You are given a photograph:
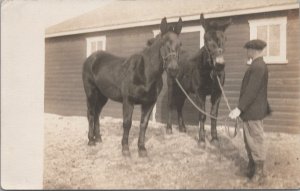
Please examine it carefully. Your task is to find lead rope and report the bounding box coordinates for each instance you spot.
[216,75,241,138]
[205,45,240,138]
[174,78,239,138]
[175,78,240,161]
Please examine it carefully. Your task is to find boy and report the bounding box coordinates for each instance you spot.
[229,39,271,183]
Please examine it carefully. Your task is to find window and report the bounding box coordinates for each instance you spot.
[249,17,287,64]
[86,36,106,57]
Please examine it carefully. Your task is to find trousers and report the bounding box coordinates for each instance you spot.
[242,120,266,161]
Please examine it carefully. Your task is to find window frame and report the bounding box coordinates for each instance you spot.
[86,36,106,57]
[248,17,288,64]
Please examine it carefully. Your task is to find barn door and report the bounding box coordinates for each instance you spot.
[152,25,204,123]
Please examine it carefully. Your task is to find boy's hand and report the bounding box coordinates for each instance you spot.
[229,108,241,119]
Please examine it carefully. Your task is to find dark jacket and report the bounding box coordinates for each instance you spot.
[238,57,271,121]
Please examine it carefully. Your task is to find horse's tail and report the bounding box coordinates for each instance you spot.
[82,52,99,89]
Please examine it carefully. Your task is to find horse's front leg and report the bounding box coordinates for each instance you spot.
[122,98,134,157]
[210,93,222,146]
[166,75,174,134]
[197,93,207,148]
[210,72,225,146]
[176,93,186,133]
[138,102,156,157]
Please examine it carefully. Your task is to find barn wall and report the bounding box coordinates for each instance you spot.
[45,35,87,116]
[45,9,300,133]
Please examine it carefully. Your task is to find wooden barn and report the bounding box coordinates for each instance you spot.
[45,0,300,133]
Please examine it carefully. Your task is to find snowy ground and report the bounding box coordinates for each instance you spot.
[43,113,300,189]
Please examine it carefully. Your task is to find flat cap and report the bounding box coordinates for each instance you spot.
[244,39,267,50]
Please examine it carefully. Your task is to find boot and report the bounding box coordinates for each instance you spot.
[251,161,266,184]
[246,159,255,178]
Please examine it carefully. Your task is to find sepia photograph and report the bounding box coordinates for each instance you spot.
[1,0,300,189]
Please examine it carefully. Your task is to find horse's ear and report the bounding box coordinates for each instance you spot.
[174,17,182,35]
[160,17,168,35]
[200,13,207,31]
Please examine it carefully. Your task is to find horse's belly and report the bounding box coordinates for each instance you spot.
[129,93,157,104]
[95,80,123,102]
[101,87,123,102]
[129,80,162,105]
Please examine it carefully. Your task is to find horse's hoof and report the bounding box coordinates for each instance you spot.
[166,128,172,134]
[138,149,148,158]
[198,141,206,149]
[95,136,102,143]
[122,149,131,157]
[179,127,187,133]
[88,140,96,146]
[210,138,219,147]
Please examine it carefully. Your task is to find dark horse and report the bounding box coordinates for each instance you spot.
[166,14,231,147]
[82,17,182,157]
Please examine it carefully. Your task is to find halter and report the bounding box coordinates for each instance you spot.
[204,45,219,80]
[162,51,178,70]
[204,45,216,68]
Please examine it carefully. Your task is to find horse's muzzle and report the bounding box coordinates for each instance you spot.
[167,68,179,77]
[215,55,225,64]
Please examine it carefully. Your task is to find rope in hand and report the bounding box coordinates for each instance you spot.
[175,76,242,162]
[215,75,241,138]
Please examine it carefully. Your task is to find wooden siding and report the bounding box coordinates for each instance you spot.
[45,35,87,116]
[45,10,300,133]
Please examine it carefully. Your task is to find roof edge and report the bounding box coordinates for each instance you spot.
[45,3,299,38]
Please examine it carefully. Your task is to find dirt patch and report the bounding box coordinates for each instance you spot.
[44,113,300,189]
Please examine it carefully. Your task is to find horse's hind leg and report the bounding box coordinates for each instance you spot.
[85,83,107,146]
[86,91,97,146]
[94,91,108,143]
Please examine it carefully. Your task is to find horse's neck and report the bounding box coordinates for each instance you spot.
[142,39,164,75]
[198,47,225,72]
[198,47,212,69]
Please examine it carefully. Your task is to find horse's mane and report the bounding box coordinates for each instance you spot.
[145,33,161,48]
[147,38,156,47]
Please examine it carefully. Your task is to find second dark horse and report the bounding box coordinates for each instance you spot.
[166,14,231,148]
[82,17,182,157]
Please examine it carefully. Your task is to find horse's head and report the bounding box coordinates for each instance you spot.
[158,17,182,77]
[200,14,232,68]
